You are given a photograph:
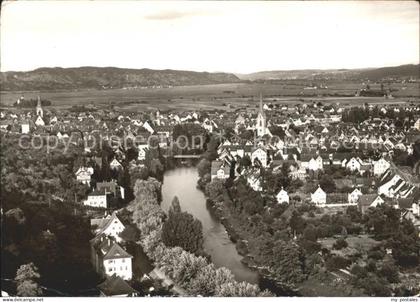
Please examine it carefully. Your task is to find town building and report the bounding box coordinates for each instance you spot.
[91,212,126,242]
[83,190,108,208]
[90,235,133,280]
[276,188,290,203]
[75,166,94,184]
[311,186,327,206]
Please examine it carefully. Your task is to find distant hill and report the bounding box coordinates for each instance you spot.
[356,64,420,80]
[0,67,241,91]
[236,64,420,81]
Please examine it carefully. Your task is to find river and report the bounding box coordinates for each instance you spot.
[161,167,259,284]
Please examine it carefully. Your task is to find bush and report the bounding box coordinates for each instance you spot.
[351,264,367,279]
[367,249,385,260]
[325,256,350,271]
[332,238,348,250]
[378,263,400,283]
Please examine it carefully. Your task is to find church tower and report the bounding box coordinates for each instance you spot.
[36,96,43,117]
[256,93,266,137]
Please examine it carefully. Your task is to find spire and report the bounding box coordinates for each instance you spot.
[259,92,263,113]
[37,96,41,107]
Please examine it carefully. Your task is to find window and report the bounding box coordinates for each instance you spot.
[122,259,125,263]
[109,268,112,272]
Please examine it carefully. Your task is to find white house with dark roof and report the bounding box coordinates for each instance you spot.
[358,194,385,214]
[110,158,123,171]
[378,167,418,198]
[21,122,30,134]
[90,235,133,280]
[91,212,126,242]
[83,190,108,208]
[251,147,268,168]
[75,166,94,184]
[211,160,230,180]
[373,158,391,176]
[276,188,290,204]
[348,188,363,204]
[35,115,45,127]
[311,186,326,206]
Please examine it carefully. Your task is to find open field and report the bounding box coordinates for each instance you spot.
[1,82,418,112]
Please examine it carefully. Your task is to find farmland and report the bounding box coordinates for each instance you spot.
[1,81,418,112]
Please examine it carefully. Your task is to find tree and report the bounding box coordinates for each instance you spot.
[197,158,211,178]
[205,180,225,201]
[239,155,252,169]
[289,210,306,236]
[161,198,204,255]
[378,262,400,283]
[303,224,318,242]
[271,240,305,286]
[319,174,336,193]
[217,281,261,297]
[119,225,141,242]
[325,256,350,271]
[15,263,42,296]
[332,238,348,250]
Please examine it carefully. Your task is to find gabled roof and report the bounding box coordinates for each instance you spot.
[358,194,381,206]
[397,198,414,209]
[97,274,138,296]
[91,212,124,235]
[103,242,133,260]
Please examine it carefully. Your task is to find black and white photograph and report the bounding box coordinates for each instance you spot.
[0,1,419,300]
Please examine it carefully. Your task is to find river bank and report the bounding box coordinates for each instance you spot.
[204,193,301,296]
[161,167,259,284]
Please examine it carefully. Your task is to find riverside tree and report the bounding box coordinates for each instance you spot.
[161,197,204,255]
[15,263,42,297]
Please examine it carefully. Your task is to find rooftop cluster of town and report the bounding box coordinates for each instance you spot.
[1,93,420,296]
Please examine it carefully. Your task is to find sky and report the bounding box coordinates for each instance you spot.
[1,1,419,73]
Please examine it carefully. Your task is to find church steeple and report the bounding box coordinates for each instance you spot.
[256,92,266,137]
[36,96,43,117]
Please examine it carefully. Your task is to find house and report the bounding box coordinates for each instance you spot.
[142,121,154,134]
[300,154,323,171]
[97,181,119,196]
[348,188,363,204]
[358,194,385,214]
[91,212,126,242]
[83,190,108,208]
[276,188,290,203]
[35,115,45,126]
[251,147,268,167]
[211,160,230,180]
[97,275,138,297]
[414,118,420,131]
[308,156,324,171]
[373,158,391,177]
[90,236,133,280]
[247,173,262,192]
[289,164,307,181]
[75,166,94,184]
[344,157,362,172]
[378,167,418,198]
[21,123,30,134]
[311,186,327,206]
[397,198,420,216]
[110,158,123,171]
